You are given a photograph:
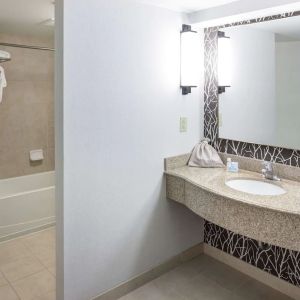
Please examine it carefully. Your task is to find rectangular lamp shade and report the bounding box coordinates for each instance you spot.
[181,31,198,87]
[218,36,232,87]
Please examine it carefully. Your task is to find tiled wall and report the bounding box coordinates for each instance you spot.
[0,33,54,179]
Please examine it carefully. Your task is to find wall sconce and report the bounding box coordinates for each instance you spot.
[218,30,232,94]
[180,24,198,95]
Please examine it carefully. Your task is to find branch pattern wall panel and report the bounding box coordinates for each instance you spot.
[205,221,300,287]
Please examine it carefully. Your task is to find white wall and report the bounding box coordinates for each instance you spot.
[276,41,300,149]
[58,1,204,299]
[219,27,276,145]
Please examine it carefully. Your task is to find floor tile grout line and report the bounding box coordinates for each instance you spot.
[0,267,22,300]
[0,228,56,289]
[118,254,293,300]
[190,271,237,298]
[9,271,56,300]
[46,265,56,277]
[198,257,253,293]
[5,267,50,285]
[2,263,49,286]
[31,252,56,273]
[17,230,56,273]
[0,268,9,287]
[7,268,56,300]
[230,276,253,294]
[0,228,56,299]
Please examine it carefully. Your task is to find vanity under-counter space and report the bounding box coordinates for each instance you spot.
[165,153,300,252]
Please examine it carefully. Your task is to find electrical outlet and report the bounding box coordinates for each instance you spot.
[180,117,188,133]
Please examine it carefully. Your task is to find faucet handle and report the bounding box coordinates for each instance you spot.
[261,161,280,181]
[262,161,272,171]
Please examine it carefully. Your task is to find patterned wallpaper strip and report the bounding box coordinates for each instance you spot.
[204,221,300,287]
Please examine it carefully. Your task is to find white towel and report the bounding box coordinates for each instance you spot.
[0,66,7,103]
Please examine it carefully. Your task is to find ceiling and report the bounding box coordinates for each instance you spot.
[0,0,54,36]
[139,0,240,12]
[0,0,240,36]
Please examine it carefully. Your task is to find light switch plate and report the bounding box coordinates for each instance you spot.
[219,113,223,127]
[180,117,188,133]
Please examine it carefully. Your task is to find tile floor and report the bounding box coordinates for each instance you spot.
[0,227,55,300]
[0,230,293,300]
[119,255,294,300]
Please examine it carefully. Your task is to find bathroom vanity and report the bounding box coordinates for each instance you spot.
[164,9,300,295]
[165,153,300,252]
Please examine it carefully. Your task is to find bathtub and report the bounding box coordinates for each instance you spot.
[0,171,55,242]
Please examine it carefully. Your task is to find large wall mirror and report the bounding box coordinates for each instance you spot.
[218,15,300,150]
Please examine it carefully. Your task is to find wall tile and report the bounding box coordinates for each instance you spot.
[0,34,54,179]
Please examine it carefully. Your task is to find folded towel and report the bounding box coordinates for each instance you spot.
[188,139,224,168]
[0,50,10,61]
[0,66,7,103]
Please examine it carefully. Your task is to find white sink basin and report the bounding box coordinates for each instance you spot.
[225,179,286,196]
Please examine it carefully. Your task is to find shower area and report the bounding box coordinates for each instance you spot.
[0,1,56,298]
[0,35,55,241]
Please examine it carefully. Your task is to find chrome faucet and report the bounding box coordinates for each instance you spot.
[261,161,280,181]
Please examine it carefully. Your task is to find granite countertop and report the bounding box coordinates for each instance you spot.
[165,166,300,216]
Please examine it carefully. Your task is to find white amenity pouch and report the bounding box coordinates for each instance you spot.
[188,139,224,168]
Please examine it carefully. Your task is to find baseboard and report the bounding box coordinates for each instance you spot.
[91,243,204,300]
[203,244,299,300]
[0,222,56,243]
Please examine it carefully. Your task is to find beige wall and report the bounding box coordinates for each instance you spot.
[0,33,54,179]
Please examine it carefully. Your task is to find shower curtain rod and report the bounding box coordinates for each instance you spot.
[0,42,54,51]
